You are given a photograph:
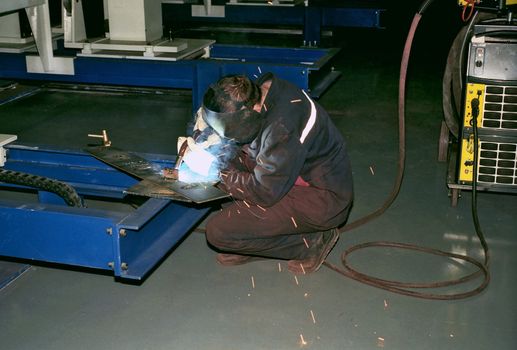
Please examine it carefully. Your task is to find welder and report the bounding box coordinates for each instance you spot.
[200,73,353,274]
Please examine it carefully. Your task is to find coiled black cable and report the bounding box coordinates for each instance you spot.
[325,0,491,300]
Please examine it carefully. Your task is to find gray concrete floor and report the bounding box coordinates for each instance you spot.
[1,15,517,350]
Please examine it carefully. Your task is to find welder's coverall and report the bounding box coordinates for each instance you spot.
[206,73,354,260]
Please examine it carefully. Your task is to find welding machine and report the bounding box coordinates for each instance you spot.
[458,0,517,11]
[448,20,517,205]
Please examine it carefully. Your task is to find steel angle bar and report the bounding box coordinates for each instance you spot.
[116,198,210,280]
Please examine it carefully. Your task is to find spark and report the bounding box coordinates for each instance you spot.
[310,310,316,324]
[220,172,228,178]
[236,188,244,194]
[278,262,282,272]
[258,66,262,73]
[294,275,299,285]
[299,334,307,346]
[291,99,302,103]
[263,104,268,112]
[237,209,241,214]
[227,210,231,218]
[243,200,250,208]
[369,166,375,175]
[291,217,298,228]
[253,74,258,79]
[377,337,385,348]
[300,263,306,275]
[251,276,255,289]
[257,204,267,212]
[303,237,310,248]
[239,156,243,164]
[383,299,388,309]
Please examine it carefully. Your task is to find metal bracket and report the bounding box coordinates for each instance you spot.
[0,134,17,167]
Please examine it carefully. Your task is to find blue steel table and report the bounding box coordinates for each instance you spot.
[0,144,211,281]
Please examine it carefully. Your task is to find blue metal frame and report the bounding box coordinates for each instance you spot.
[162,3,384,44]
[0,44,340,110]
[0,145,210,281]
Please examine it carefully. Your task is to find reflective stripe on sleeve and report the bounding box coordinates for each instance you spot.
[300,90,316,144]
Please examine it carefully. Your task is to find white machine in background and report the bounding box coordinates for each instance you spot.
[169,0,302,19]
[0,0,72,74]
[64,0,213,61]
[0,11,35,49]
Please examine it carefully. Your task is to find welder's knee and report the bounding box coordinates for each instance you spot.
[206,211,251,252]
[205,213,232,250]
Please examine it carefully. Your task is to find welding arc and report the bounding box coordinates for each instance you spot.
[0,169,85,207]
[326,1,490,300]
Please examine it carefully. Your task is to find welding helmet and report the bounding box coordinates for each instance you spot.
[201,76,263,144]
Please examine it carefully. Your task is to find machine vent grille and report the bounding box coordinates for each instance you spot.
[477,141,517,186]
[483,86,517,131]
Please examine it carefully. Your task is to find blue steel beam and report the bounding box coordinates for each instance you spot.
[0,199,124,270]
[0,145,210,281]
[0,44,339,111]
[162,4,384,44]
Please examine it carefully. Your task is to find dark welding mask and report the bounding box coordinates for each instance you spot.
[201,82,263,144]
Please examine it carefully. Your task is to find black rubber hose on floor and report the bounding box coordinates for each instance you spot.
[325,1,491,300]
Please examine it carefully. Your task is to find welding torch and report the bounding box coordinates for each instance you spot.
[164,130,202,180]
[173,139,189,174]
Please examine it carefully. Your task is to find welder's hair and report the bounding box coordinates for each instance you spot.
[204,75,261,113]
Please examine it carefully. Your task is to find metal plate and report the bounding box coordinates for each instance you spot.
[160,179,230,204]
[86,146,229,203]
[125,178,191,202]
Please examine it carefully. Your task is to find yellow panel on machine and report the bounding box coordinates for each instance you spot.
[459,81,517,184]
[463,82,517,131]
[458,0,517,7]
[463,83,484,128]
[459,137,476,182]
[459,137,517,185]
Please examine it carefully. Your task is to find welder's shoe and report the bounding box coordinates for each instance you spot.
[287,228,340,274]
[216,253,265,266]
